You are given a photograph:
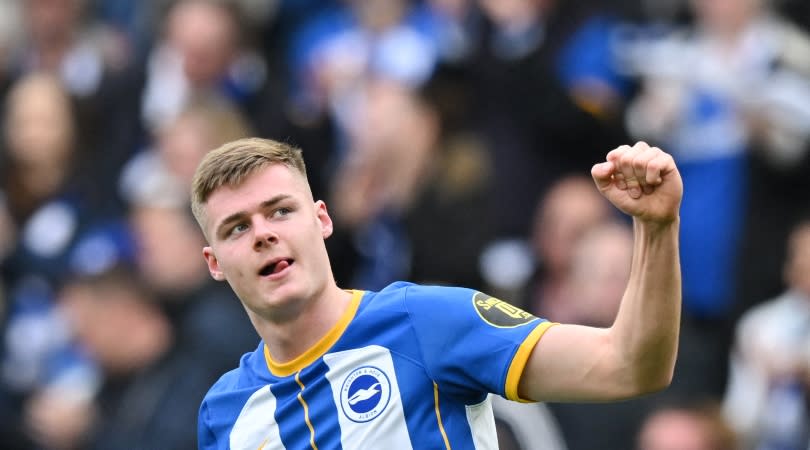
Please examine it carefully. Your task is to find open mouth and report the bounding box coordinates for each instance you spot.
[259,259,294,277]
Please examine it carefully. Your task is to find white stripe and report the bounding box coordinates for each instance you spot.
[230,385,286,450]
[466,395,497,450]
[491,395,568,450]
[324,345,413,449]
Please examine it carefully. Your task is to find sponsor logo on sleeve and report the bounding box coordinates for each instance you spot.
[472,292,538,328]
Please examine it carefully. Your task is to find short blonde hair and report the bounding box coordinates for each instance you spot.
[190,137,307,230]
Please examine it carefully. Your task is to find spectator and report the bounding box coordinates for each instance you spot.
[470,0,627,241]
[517,175,613,318]
[637,399,738,450]
[0,72,128,294]
[119,96,252,208]
[5,0,144,212]
[329,77,494,290]
[139,0,287,138]
[624,0,810,397]
[288,0,440,128]
[0,71,131,450]
[559,219,633,327]
[54,265,205,449]
[128,196,258,379]
[724,218,810,449]
[6,0,129,96]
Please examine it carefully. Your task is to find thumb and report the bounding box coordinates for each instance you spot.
[591,161,614,191]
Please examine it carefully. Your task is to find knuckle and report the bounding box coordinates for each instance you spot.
[619,152,636,165]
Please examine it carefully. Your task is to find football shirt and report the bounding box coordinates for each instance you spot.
[199,282,555,449]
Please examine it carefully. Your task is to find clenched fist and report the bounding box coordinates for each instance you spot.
[591,142,682,225]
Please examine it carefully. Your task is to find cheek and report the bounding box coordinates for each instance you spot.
[220,255,247,278]
[208,246,241,277]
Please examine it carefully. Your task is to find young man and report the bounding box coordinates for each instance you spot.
[192,138,682,449]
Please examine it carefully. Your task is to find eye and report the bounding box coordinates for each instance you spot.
[229,223,249,237]
[272,207,293,218]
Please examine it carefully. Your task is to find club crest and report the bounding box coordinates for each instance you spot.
[340,366,391,423]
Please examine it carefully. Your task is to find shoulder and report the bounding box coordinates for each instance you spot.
[365,282,480,313]
[203,363,249,400]
[199,345,270,432]
[375,282,540,329]
[203,343,268,397]
[379,281,477,302]
[361,281,473,304]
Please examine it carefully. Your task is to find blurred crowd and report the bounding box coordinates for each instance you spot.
[1,0,810,448]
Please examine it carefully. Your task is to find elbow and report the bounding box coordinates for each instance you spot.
[636,369,674,396]
[628,358,676,397]
[622,334,679,397]
[619,374,671,399]
[604,365,673,401]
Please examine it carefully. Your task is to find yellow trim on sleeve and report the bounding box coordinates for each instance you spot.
[504,321,558,402]
[265,290,364,377]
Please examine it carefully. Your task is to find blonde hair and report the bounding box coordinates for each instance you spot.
[190,137,307,229]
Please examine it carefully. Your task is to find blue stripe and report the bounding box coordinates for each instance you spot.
[300,360,343,449]
[392,352,466,448]
[272,374,311,448]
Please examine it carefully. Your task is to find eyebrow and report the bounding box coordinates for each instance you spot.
[214,194,292,239]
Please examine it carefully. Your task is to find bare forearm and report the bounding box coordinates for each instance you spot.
[519,143,682,402]
[610,217,681,393]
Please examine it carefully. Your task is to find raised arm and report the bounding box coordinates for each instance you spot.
[519,142,682,402]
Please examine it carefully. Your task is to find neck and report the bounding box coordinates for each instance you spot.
[21,162,67,199]
[255,284,353,364]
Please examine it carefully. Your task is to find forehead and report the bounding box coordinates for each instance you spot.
[204,164,309,223]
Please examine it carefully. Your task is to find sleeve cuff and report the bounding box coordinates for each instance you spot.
[504,321,559,402]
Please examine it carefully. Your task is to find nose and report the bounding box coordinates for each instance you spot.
[252,218,279,250]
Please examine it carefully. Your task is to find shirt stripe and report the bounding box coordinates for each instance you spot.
[295,372,318,450]
[323,346,413,448]
[433,382,451,450]
[466,396,497,449]
[229,386,285,449]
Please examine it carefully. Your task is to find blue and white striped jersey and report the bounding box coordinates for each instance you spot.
[198,282,555,449]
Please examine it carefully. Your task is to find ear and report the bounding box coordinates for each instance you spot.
[315,200,334,239]
[203,246,225,281]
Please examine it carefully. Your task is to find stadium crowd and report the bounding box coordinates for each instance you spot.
[1,0,809,448]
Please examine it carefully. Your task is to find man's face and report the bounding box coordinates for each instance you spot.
[168,1,236,86]
[690,0,760,34]
[202,164,334,319]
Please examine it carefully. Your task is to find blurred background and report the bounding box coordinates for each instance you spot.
[1,0,810,448]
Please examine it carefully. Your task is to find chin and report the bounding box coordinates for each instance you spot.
[263,284,309,311]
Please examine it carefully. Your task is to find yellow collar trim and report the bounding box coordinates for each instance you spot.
[264,290,364,377]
